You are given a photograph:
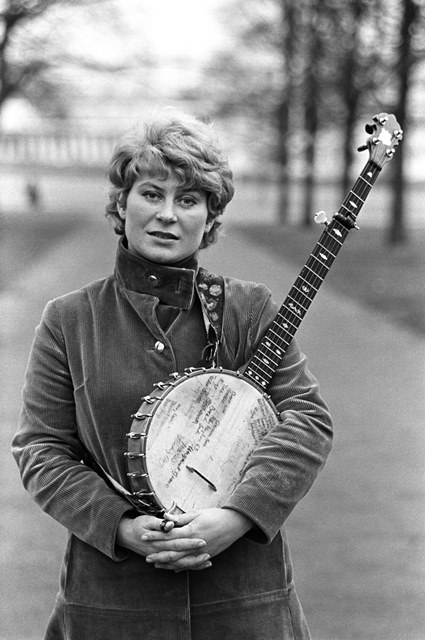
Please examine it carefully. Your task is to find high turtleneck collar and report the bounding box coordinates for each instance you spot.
[114,236,198,310]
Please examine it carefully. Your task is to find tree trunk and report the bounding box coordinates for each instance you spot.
[341,96,357,200]
[275,99,290,224]
[387,0,417,245]
[301,127,316,227]
[301,0,320,227]
[276,0,296,225]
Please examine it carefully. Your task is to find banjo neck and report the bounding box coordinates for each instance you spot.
[244,113,403,391]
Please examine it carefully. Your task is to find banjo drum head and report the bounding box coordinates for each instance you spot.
[138,368,280,513]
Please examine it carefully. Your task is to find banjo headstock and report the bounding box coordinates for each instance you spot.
[359,112,403,167]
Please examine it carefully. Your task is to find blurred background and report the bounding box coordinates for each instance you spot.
[0,1,424,639]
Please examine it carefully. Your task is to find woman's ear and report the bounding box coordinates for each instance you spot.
[205,218,214,233]
[117,203,126,219]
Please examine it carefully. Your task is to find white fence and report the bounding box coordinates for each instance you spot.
[0,132,118,168]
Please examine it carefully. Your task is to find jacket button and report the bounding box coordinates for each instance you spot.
[154,341,165,353]
[148,275,159,287]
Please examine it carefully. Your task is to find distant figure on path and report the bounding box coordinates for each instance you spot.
[25,179,41,211]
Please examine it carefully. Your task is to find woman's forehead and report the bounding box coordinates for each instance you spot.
[136,168,203,192]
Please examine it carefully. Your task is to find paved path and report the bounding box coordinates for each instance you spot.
[1,220,424,640]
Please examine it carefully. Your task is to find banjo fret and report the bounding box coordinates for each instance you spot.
[274,314,298,331]
[286,294,309,314]
[317,242,336,259]
[292,283,315,300]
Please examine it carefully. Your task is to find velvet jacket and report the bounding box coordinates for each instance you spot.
[12,238,333,640]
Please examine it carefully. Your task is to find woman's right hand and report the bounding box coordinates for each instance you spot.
[116,514,211,571]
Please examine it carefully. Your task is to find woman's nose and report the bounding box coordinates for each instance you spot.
[156,198,177,223]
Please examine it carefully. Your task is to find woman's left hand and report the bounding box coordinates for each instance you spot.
[143,508,253,571]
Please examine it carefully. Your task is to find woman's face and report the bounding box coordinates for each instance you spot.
[119,172,212,264]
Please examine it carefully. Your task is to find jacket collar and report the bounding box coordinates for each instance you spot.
[114,237,197,310]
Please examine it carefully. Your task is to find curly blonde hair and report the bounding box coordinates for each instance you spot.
[105,111,234,249]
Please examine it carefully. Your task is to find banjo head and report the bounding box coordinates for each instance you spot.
[126,368,280,514]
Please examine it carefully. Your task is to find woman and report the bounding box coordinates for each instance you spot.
[12,111,333,639]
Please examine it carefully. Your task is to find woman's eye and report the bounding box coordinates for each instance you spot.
[179,196,196,207]
[143,191,161,201]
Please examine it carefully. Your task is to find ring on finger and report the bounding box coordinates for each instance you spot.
[159,519,168,532]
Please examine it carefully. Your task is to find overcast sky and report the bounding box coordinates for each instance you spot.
[119,0,226,61]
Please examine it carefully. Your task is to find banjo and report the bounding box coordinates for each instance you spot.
[124,113,402,516]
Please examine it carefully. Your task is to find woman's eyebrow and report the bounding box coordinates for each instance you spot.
[137,180,164,189]
[136,180,202,195]
[177,186,203,195]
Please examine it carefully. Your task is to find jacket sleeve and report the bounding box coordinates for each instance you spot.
[11,300,134,560]
[222,282,333,543]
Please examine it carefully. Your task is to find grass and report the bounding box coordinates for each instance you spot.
[239,223,425,337]
[0,211,89,291]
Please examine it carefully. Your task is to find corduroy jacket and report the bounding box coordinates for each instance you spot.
[12,239,333,640]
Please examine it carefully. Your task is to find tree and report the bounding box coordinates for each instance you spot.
[387,0,425,244]
[196,0,425,242]
[197,0,390,223]
[0,0,132,120]
[326,1,377,197]
[312,0,425,244]
[292,0,321,227]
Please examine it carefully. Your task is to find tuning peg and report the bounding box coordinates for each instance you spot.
[357,143,368,152]
[314,210,329,225]
[394,129,403,140]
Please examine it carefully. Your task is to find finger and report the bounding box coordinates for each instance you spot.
[158,518,174,533]
[141,529,204,544]
[174,561,212,572]
[145,538,207,554]
[154,562,211,571]
[148,552,211,570]
[134,515,171,533]
[146,549,210,565]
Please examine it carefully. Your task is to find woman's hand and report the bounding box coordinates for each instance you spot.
[142,508,253,571]
[116,514,211,571]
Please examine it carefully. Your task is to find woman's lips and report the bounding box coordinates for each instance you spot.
[149,231,179,240]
